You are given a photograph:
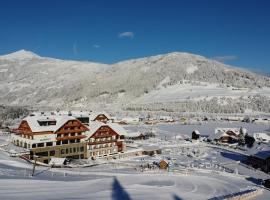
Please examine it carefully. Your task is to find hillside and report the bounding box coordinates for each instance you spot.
[0,50,269,113]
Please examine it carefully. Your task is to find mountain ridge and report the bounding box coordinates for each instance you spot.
[0,50,269,112]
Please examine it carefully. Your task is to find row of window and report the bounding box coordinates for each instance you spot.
[60,146,84,155]
[31,139,81,148]
[88,143,115,150]
[89,136,116,143]
[21,134,33,139]
[63,126,82,131]
[57,132,82,138]
[35,150,55,157]
[89,148,117,157]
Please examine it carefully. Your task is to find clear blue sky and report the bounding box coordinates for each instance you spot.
[0,0,270,72]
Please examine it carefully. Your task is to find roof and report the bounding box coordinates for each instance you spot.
[246,143,270,159]
[49,157,66,166]
[125,132,143,137]
[89,111,110,121]
[23,115,77,133]
[253,151,270,160]
[85,121,128,138]
[193,130,200,135]
[142,145,161,151]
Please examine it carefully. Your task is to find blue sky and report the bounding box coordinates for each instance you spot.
[0,0,270,72]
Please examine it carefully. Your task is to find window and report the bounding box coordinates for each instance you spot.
[62,140,68,145]
[56,141,61,145]
[64,133,69,137]
[32,144,36,148]
[61,149,65,154]
[37,143,44,148]
[57,134,61,138]
[80,147,84,152]
[50,150,55,156]
[70,139,75,143]
[36,151,48,156]
[73,147,76,153]
[66,149,69,154]
[46,142,53,147]
[71,133,75,136]
[70,148,73,153]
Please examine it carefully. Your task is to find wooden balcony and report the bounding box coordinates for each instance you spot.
[56,129,86,134]
[87,139,117,145]
[56,135,86,141]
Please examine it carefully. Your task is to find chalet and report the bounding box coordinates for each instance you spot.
[253,132,270,143]
[192,130,200,140]
[125,132,146,140]
[210,128,246,144]
[84,121,127,159]
[120,117,140,125]
[159,116,174,123]
[89,112,111,123]
[11,115,89,164]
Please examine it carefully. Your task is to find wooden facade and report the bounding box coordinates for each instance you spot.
[13,118,89,163]
[86,125,125,158]
[94,114,109,123]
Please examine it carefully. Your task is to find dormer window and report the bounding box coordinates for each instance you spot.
[37,119,56,126]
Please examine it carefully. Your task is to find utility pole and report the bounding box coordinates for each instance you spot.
[32,155,38,176]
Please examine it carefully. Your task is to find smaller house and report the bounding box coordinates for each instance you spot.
[192,130,200,140]
[159,160,169,170]
[142,145,162,156]
[210,128,244,144]
[125,132,146,140]
[90,112,111,123]
[253,132,270,143]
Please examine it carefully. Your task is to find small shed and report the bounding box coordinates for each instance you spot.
[192,130,200,140]
[159,160,169,170]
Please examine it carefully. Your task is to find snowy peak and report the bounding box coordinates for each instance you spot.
[0,49,41,61]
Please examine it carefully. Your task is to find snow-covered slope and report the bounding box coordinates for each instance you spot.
[0,50,269,111]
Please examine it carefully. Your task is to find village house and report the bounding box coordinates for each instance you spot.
[209,128,247,144]
[125,132,146,141]
[11,115,89,164]
[84,121,126,159]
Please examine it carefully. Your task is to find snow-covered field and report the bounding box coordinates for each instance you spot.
[1,121,270,200]
[135,82,270,103]
[126,121,270,139]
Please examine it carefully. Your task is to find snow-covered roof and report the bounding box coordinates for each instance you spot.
[215,128,240,135]
[253,151,270,160]
[142,145,160,151]
[49,157,66,166]
[85,121,128,138]
[23,115,76,133]
[246,143,270,158]
[108,122,128,136]
[89,111,111,121]
[125,132,143,137]
[193,130,200,135]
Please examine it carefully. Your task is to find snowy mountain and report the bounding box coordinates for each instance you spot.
[0,49,41,60]
[0,50,269,112]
